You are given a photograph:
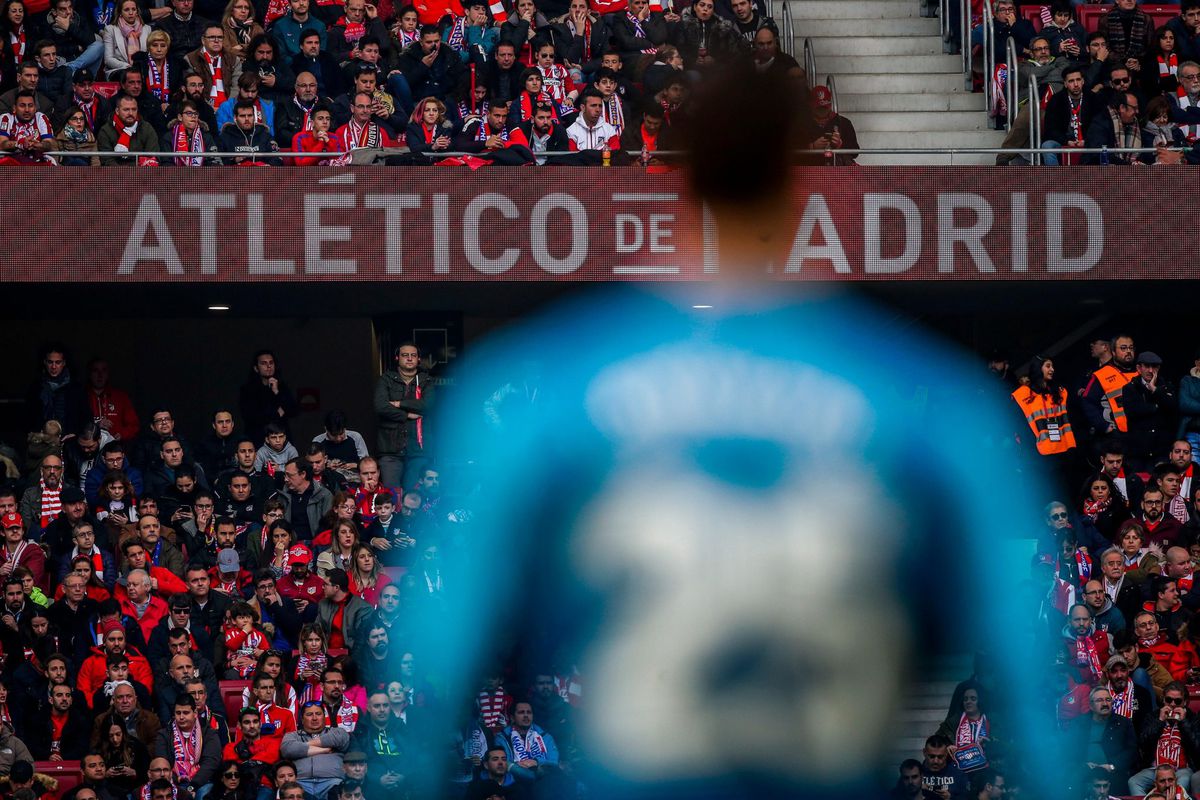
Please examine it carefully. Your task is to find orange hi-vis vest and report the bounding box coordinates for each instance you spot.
[1094,364,1137,433]
[1012,386,1076,455]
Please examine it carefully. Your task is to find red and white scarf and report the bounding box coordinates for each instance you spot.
[1157,722,1187,768]
[336,15,366,43]
[1160,52,1179,78]
[172,123,205,166]
[487,0,507,23]
[346,119,381,149]
[39,480,61,528]
[446,16,466,50]
[477,688,509,728]
[112,112,139,152]
[1074,633,1103,682]
[569,16,591,60]
[1178,93,1200,143]
[9,26,24,64]
[264,0,289,22]
[294,97,315,131]
[954,713,988,748]
[474,122,507,142]
[170,722,201,781]
[203,50,226,106]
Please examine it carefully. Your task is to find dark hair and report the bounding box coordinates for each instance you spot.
[1152,574,1177,598]
[307,442,327,457]
[924,734,951,750]
[13,88,34,102]
[246,33,275,61]
[287,458,313,481]
[100,440,126,456]
[1061,64,1084,83]
[898,758,923,775]
[238,70,260,90]
[173,694,197,711]
[326,568,350,592]
[359,34,381,49]
[1164,680,1191,700]
[324,410,347,434]
[264,421,286,437]
[234,98,258,114]
[1146,94,1174,122]
[1086,30,1106,45]
[419,22,439,36]
[299,27,321,41]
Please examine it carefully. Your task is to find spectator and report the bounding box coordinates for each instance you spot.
[275,69,318,145]
[316,568,369,651]
[312,411,368,475]
[463,747,519,800]
[511,98,569,164]
[279,702,351,799]
[217,97,278,161]
[290,28,343,97]
[551,0,603,76]
[331,64,399,133]
[215,69,273,131]
[280,459,332,544]
[1122,352,1178,470]
[612,0,671,66]
[1044,1,1085,61]
[154,695,220,799]
[1099,0,1156,80]
[483,39,521,104]
[96,92,159,163]
[494,701,558,783]
[0,61,52,116]
[268,0,326,61]
[32,41,71,106]
[221,0,262,60]
[27,682,90,760]
[1084,90,1142,164]
[239,351,299,445]
[39,0,105,77]
[242,34,294,104]
[103,0,150,78]
[327,0,387,64]
[1042,65,1098,165]
[155,0,210,61]
[395,24,463,105]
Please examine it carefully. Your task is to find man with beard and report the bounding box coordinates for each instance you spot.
[1097,442,1144,506]
[111,69,169,138]
[28,682,91,760]
[453,100,529,162]
[52,68,110,131]
[194,410,239,480]
[331,66,400,135]
[1042,65,1099,165]
[1084,334,1138,437]
[1128,682,1200,796]
[509,100,568,165]
[171,71,218,131]
[319,667,360,732]
[214,474,259,526]
[290,30,344,99]
[218,99,280,163]
[1136,488,1184,549]
[1084,579,1126,635]
[0,514,47,591]
[1059,603,1112,687]
[1102,655,1151,733]
[728,0,773,43]
[62,424,104,491]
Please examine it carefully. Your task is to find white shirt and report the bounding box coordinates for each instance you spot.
[566,117,618,151]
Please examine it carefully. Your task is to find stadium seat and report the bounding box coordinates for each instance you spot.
[381,566,408,584]
[1145,4,1182,27]
[219,679,252,723]
[35,760,82,798]
[1021,5,1043,30]
[1079,5,1112,32]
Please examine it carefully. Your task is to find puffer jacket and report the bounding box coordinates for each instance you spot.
[373,370,433,457]
[0,725,33,775]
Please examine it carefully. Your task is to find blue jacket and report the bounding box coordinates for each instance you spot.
[494,724,558,781]
[1178,370,1200,438]
[56,546,117,587]
[269,14,327,60]
[216,96,276,135]
[442,22,500,62]
[84,463,144,506]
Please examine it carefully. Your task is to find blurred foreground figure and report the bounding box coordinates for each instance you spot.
[429,66,1045,800]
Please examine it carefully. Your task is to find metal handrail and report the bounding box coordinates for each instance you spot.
[825,74,838,115]
[983,0,995,123]
[1028,74,1041,165]
[781,0,794,58]
[802,37,815,89]
[1005,34,1018,130]
[961,0,971,86]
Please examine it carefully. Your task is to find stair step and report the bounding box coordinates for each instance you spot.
[820,53,966,74]
[790,0,920,19]
[795,16,940,35]
[849,110,991,131]
[809,34,946,56]
[835,90,982,112]
[836,71,965,92]
[895,708,952,723]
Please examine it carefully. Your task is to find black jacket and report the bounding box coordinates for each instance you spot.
[1138,712,1200,770]
[25,370,91,436]
[36,9,99,60]
[290,51,346,98]
[194,431,239,479]
[1121,376,1179,461]
[1042,90,1100,147]
[27,704,93,760]
[155,12,213,59]
[1068,713,1137,784]
[238,375,298,443]
[274,96,317,153]
[396,40,465,103]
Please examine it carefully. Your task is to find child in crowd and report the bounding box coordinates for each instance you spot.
[223,601,270,679]
[254,423,299,477]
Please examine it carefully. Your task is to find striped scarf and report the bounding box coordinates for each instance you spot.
[1160,52,1178,78]
[954,713,987,748]
[1109,680,1135,718]
[39,481,61,528]
[446,17,467,51]
[172,123,205,166]
[1179,92,1200,142]
[601,94,624,132]
[1105,9,1149,58]
[170,722,201,781]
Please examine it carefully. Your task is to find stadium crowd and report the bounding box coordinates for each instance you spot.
[896,335,1200,799]
[0,0,812,164]
[979,0,1200,164]
[2,342,575,800]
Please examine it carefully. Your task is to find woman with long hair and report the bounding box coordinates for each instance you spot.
[102,0,149,78]
[347,542,391,605]
[405,96,452,159]
[53,555,111,602]
[221,0,263,60]
[1012,355,1076,464]
[1117,519,1162,582]
[98,721,149,795]
[54,105,99,165]
[0,0,28,87]
[313,492,358,547]
[1077,472,1129,542]
[240,649,298,716]
[316,520,358,577]
[242,34,294,103]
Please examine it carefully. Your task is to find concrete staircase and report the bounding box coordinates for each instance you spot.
[791,0,1007,165]
[883,653,975,774]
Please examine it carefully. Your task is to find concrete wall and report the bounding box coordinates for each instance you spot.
[0,317,380,453]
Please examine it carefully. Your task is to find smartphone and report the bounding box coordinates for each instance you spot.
[178,505,192,514]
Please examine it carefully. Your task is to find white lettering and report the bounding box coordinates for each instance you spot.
[246,194,295,274]
[118,195,183,275]
[365,194,422,274]
[432,194,450,274]
[937,193,994,273]
[784,194,850,274]
[616,214,643,254]
[304,194,356,274]
[531,193,587,274]
[1011,192,1027,272]
[862,193,919,274]
[180,193,236,274]
[648,214,674,254]
[464,193,519,274]
[1046,192,1103,272]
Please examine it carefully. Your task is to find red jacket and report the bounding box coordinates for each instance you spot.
[119,596,169,643]
[77,645,153,706]
[88,386,140,442]
[113,566,187,599]
[413,0,462,24]
[222,734,281,784]
[291,131,347,166]
[0,541,47,591]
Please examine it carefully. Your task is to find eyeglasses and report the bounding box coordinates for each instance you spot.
[1112,77,1132,85]
[223,771,240,779]
[1166,696,1186,705]
[1050,512,1068,520]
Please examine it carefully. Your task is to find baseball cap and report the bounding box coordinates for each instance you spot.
[217,548,240,572]
[811,85,832,108]
[1,512,22,529]
[1137,351,1163,366]
[61,487,86,504]
[287,544,313,565]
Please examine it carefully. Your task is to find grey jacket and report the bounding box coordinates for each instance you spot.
[280,726,351,780]
[316,593,372,650]
[277,482,333,539]
[0,725,33,776]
